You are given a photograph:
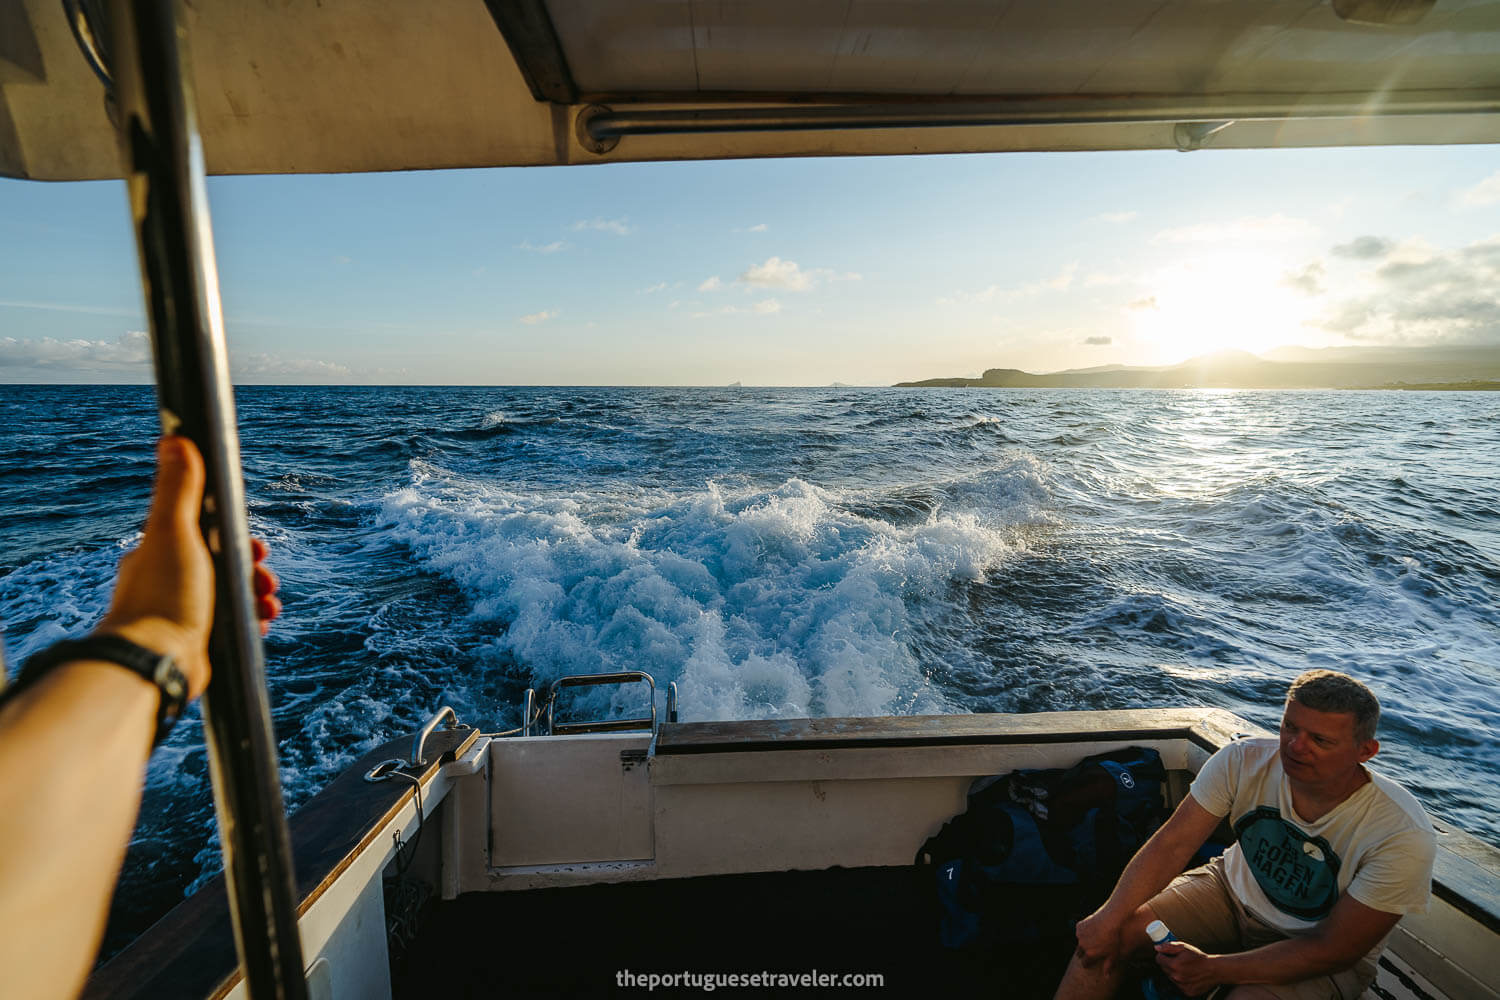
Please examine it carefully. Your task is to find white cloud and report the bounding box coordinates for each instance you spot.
[936,289,983,306]
[736,257,860,292]
[0,331,151,369]
[232,354,354,379]
[1281,261,1326,295]
[698,276,722,292]
[938,263,1076,305]
[1083,336,1112,346]
[1330,236,1393,260]
[1044,262,1077,291]
[748,223,768,232]
[1460,170,1500,207]
[642,282,669,293]
[1311,235,1500,344]
[1085,272,1126,287]
[740,257,811,291]
[1151,213,1316,245]
[519,309,558,325]
[0,298,140,318]
[1323,195,1356,219]
[571,218,632,236]
[691,300,782,319]
[518,239,569,254]
[0,332,359,382]
[1097,211,1138,224]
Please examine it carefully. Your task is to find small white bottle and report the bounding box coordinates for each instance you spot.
[1146,919,1179,946]
[1144,919,1186,999]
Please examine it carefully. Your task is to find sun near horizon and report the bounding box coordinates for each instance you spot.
[2,144,1499,386]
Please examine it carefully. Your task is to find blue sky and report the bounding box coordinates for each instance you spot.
[2,143,1498,385]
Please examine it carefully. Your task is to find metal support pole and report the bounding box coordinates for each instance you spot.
[107,2,307,996]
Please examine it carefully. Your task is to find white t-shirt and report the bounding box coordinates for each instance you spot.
[1188,738,1435,941]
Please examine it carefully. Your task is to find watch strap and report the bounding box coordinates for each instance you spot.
[18,635,188,747]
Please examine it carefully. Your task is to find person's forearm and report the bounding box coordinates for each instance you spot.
[1094,825,1202,922]
[0,662,156,1000]
[1209,934,1361,987]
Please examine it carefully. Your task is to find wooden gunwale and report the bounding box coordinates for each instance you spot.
[83,727,478,1000]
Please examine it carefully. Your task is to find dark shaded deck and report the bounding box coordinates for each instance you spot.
[392,866,1094,997]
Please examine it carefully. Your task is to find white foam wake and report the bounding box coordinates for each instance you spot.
[379,462,1030,722]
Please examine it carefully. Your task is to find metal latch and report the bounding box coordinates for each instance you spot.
[620,748,647,771]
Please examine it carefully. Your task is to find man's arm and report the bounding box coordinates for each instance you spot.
[0,661,162,1000]
[1074,793,1223,968]
[0,437,278,1000]
[1156,895,1401,996]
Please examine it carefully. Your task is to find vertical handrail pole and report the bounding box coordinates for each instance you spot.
[108,2,308,997]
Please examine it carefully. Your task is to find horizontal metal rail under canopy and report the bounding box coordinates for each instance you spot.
[574,90,1500,152]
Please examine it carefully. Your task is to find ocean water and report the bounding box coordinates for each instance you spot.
[1,384,1497,955]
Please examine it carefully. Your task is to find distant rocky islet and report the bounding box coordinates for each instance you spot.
[896,345,1500,390]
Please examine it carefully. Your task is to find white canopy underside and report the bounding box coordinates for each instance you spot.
[3,0,1500,181]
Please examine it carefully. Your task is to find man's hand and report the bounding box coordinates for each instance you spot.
[1157,941,1222,997]
[1073,908,1129,974]
[251,537,282,635]
[95,435,281,699]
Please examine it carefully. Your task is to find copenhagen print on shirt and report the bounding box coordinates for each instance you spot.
[1232,806,1341,920]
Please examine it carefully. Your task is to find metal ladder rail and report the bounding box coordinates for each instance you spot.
[521,672,678,736]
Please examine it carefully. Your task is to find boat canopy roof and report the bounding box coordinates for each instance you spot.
[5,0,1500,181]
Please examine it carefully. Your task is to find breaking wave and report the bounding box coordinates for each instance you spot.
[379,462,1040,721]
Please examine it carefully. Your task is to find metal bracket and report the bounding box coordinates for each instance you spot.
[576,104,619,155]
[1174,120,1234,152]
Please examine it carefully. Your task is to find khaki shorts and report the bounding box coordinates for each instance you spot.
[1146,857,1376,1000]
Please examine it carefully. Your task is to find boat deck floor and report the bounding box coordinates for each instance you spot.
[391,866,1103,997]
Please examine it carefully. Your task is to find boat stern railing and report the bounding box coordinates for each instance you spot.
[522,671,660,737]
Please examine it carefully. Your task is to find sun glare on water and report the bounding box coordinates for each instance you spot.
[1131,252,1314,363]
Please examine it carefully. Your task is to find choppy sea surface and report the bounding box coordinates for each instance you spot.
[1,384,1497,956]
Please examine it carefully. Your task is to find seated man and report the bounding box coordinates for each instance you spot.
[1054,670,1435,1000]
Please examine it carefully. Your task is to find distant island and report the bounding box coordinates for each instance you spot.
[895,346,1500,390]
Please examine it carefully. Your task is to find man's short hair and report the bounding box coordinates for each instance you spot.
[1286,670,1380,743]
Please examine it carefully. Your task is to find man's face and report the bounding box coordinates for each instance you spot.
[1278,698,1377,787]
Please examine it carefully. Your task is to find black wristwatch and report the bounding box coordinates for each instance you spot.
[16,635,189,747]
